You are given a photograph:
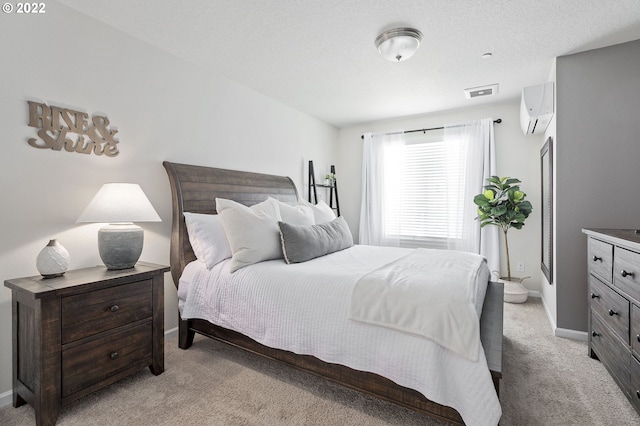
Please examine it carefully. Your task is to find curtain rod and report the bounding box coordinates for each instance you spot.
[360,118,502,139]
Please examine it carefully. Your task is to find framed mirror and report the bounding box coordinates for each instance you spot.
[541,137,553,284]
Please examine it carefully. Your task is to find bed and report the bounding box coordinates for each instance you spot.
[163,161,503,425]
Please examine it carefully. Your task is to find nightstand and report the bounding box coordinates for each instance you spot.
[4,261,169,426]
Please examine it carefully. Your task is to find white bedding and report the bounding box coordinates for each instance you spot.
[178,245,501,426]
[349,248,486,362]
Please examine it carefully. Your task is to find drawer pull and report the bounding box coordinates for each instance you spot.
[621,270,635,278]
[637,334,640,343]
[592,255,602,262]
[592,331,600,337]
[110,304,120,312]
[590,293,599,299]
[637,390,640,399]
[109,351,119,360]
[608,309,618,316]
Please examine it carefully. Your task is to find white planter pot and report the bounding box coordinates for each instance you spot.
[501,278,529,304]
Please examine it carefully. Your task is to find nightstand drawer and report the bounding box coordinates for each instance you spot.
[62,279,153,343]
[62,321,152,398]
[615,247,640,302]
[588,237,613,283]
[590,275,629,343]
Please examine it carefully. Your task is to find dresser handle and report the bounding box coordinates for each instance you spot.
[109,352,119,360]
[637,334,640,343]
[592,255,602,262]
[637,390,640,399]
[590,293,599,299]
[592,331,600,337]
[621,270,635,278]
[608,309,618,316]
[110,304,120,312]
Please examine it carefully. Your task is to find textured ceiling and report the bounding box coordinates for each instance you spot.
[58,0,640,128]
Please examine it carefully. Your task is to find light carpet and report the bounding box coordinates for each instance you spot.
[1,298,639,425]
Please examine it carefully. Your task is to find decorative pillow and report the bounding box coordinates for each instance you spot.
[183,212,232,269]
[267,197,315,225]
[298,198,336,224]
[278,217,354,264]
[215,198,282,272]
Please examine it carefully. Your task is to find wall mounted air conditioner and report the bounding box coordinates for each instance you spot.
[520,82,554,135]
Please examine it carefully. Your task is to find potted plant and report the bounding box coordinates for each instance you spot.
[474,176,533,303]
[324,173,336,186]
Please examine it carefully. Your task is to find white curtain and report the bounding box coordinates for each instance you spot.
[359,131,403,246]
[443,118,499,274]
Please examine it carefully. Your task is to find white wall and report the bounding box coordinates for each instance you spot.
[0,4,337,399]
[337,100,544,293]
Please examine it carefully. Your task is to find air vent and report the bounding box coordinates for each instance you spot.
[464,84,499,99]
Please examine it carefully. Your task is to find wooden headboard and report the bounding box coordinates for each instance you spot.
[163,161,299,287]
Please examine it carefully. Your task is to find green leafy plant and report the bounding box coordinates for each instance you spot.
[474,176,533,280]
[324,173,336,182]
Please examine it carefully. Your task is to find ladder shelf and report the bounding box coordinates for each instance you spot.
[308,160,340,216]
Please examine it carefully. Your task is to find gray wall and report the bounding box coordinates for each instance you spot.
[556,39,640,331]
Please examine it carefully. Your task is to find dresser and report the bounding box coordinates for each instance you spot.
[583,229,640,414]
[4,261,169,426]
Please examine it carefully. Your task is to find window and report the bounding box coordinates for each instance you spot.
[360,119,497,270]
[383,132,468,249]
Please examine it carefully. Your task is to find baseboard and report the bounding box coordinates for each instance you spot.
[540,294,557,333]
[528,290,541,298]
[165,326,178,336]
[555,327,588,341]
[539,294,588,341]
[0,389,12,409]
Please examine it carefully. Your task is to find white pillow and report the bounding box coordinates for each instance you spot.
[267,197,315,225]
[215,198,283,272]
[183,212,232,269]
[298,198,337,224]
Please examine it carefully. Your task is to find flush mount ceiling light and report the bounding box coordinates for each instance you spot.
[375,27,423,62]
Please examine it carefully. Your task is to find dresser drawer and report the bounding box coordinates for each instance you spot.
[588,237,613,283]
[62,321,152,398]
[590,275,630,343]
[614,247,640,302]
[631,355,640,412]
[62,279,153,343]
[632,305,640,358]
[591,313,630,395]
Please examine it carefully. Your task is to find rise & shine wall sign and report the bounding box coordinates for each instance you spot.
[27,101,120,157]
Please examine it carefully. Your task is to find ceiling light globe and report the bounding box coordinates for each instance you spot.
[375,28,423,62]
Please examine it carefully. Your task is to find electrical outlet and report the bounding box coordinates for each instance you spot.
[516,261,525,273]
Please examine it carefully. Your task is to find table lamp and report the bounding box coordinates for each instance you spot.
[77,183,161,269]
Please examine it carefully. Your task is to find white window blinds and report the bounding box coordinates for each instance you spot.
[384,134,466,248]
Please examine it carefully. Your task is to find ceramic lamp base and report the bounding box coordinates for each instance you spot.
[98,223,143,270]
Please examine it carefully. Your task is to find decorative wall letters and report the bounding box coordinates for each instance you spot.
[27,101,120,157]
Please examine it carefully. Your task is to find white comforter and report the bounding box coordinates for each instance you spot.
[178,245,501,426]
[349,248,486,362]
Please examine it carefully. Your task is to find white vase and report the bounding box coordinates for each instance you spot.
[36,239,70,278]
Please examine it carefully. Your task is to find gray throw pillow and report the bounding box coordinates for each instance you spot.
[278,217,354,264]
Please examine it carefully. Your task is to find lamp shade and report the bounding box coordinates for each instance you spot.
[77,183,161,223]
[375,28,423,62]
[77,183,160,270]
